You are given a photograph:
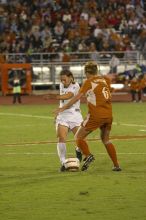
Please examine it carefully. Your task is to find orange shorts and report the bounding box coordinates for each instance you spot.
[82,113,112,131]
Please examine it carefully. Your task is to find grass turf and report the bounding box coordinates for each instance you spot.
[0,103,146,220]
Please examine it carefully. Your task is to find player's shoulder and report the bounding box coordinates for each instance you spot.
[72,82,79,86]
[75,82,80,89]
[103,75,111,84]
[90,75,111,88]
[90,75,105,83]
[70,82,80,89]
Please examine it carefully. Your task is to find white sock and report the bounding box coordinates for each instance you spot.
[57,142,66,165]
[75,146,81,152]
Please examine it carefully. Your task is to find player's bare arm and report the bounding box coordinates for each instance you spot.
[56,92,74,100]
[44,92,73,100]
[54,92,83,115]
[44,91,59,100]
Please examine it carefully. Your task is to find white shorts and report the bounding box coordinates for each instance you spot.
[56,111,83,130]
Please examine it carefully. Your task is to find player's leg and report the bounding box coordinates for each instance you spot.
[13,93,16,104]
[75,126,91,157]
[138,90,142,102]
[16,93,19,103]
[71,126,82,162]
[100,122,121,171]
[75,126,95,171]
[131,90,136,102]
[56,124,69,171]
[18,93,21,103]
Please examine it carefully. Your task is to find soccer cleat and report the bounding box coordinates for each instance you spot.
[81,154,95,171]
[75,149,82,162]
[60,164,66,172]
[83,157,86,161]
[112,166,122,172]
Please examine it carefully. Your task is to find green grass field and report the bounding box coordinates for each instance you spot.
[0,103,146,220]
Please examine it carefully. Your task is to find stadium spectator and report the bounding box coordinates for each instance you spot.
[55,61,121,172]
[129,76,142,102]
[93,23,103,38]
[0,0,145,63]
[45,69,83,172]
[60,49,71,70]
[54,21,65,43]
[62,9,72,31]
[78,15,89,37]
[12,75,22,104]
[140,73,146,95]
[109,54,120,74]
[89,42,100,61]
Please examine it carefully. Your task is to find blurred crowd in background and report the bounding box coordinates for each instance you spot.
[0,0,146,100]
[0,0,146,61]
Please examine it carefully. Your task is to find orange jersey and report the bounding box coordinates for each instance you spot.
[79,75,112,118]
[130,80,141,91]
[140,77,146,89]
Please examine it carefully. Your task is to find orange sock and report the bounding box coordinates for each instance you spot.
[105,142,119,167]
[76,138,90,157]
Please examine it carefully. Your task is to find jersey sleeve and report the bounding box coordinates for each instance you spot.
[68,83,80,95]
[79,80,91,95]
[104,76,111,90]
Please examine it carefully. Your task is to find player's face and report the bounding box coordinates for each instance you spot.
[60,75,72,87]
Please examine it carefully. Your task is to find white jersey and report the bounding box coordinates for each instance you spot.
[59,82,81,113]
[56,82,83,128]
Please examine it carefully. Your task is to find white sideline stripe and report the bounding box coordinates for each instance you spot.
[140,130,146,132]
[0,125,36,128]
[0,112,53,119]
[0,112,145,128]
[0,124,48,128]
[1,152,146,155]
[113,122,146,128]
[0,137,146,147]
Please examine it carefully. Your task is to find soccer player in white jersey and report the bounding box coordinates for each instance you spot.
[47,69,83,171]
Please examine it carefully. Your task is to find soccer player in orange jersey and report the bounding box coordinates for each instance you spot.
[55,61,121,172]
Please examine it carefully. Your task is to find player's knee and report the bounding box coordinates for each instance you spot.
[58,137,66,142]
[104,141,111,147]
[101,138,110,145]
[101,136,105,144]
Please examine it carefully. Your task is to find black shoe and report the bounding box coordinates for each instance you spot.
[83,157,87,161]
[60,165,66,172]
[112,166,122,171]
[81,154,95,171]
[75,149,82,162]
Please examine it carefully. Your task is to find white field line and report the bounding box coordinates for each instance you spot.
[0,125,36,128]
[140,130,146,132]
[113,122,146,128]
[0,112,145,127]
[0,112,53,119]
[0,123,49,128]
[0,136,146,147]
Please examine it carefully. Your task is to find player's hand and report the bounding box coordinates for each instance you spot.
[44,94,56,100]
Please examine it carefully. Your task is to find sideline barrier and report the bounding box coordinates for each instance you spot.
[0,63,32,95]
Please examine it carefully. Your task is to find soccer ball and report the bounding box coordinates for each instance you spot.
[64,158,80,172]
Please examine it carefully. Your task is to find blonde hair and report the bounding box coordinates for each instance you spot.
[84,61,98,75]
